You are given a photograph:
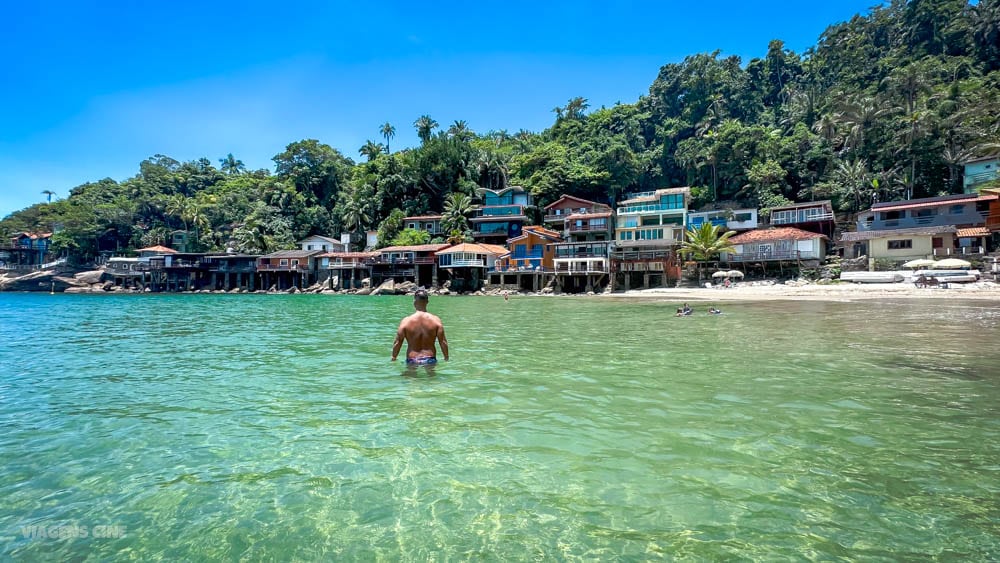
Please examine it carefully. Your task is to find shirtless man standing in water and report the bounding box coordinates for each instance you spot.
[391,289,449,365]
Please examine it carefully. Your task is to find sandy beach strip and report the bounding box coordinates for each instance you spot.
[601,281,1000,302]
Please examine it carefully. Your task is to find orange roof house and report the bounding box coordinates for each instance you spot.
[725,227,828,262]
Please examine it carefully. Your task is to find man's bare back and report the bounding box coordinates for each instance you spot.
[392,291,448,364]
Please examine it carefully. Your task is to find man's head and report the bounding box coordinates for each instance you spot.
[413,289,429,310]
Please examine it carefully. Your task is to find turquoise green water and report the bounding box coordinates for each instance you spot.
[1,293,998,560]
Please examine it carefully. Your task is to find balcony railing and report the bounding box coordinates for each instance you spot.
[327,260,370,268]
[566,223,610,233]
[770,211,834,225]
[442,259,485,267]
[554,261,609,274]
[933,246,986,256]
[477,205,523,217]
[725,250,802,262]
[257,263,312,271]
[617,204,685,215]
[612,250,674,261]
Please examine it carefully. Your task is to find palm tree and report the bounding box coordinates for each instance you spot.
[359,140,384,161]
[442,192,473,233]
[447,120,473,141]
[564,97,590,120]
[219,153,246,175]
[679,223,737,281]
[832,160,874,211]
[41,190,56,203]
[414,115,439,144]
[165,194,191,231]
[341,191,371,235]
[380,122,396,152]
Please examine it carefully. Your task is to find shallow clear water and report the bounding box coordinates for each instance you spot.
[1,293,998,559]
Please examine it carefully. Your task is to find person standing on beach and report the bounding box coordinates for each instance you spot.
[392,289,449,365]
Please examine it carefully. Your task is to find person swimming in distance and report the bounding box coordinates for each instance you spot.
[708,307,722,315]
[682,303,692,315]
[392,289,449,365]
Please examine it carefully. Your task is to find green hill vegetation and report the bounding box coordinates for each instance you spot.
[4,0,999,262]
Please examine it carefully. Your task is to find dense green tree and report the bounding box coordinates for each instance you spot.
[391,228,431,246]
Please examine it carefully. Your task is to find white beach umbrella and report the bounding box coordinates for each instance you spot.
[932,258,971,269]
[726,270,745,278]
[902,258,936,269]
[712,271,728,279]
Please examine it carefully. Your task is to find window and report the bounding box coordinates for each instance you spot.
[915,209,936,217]
[279,259,289,266]
[932,237,943,248]
[976,201,990,212]
[949,204,965,215]
[407,222,416,229]
[881,210,904,220]
[659,193,684,209]
[291,259,299,267]
[641,216,660,226]
[887,239,913,250]
[734,213,752,222]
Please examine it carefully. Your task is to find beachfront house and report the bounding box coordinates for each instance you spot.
[106,257,142,289]
[147,252,210,292]
[542,195,614,238]
[766,200,836,237]
[299,235,347,253]
[722,227,828,265]
[4,232,52,268]
[489,225,561,292]
[612,187,690,289]
[319,251,376,289]
[202,254,260,291]
[963,156,999,193]
[688,208,758,232]
[854,193,995,257]
[471,186,534,245]
[437,243,508,292]
[371,243,449,288]
[257,250,322,290]
[403,215,445,237]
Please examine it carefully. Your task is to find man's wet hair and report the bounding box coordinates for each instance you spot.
[414,289,429,301]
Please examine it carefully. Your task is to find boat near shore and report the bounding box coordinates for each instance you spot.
[839,271,905,283]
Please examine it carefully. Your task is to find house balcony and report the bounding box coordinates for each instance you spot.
[442,258,485,268]
[327,260,371,269]
[611,249,675,261]
[566,223,611,234]
[617,204,685,215]
[371,256,435,265]
[475,205,525,218]
[554,259,609,274]
[257,263,312,272]
[858,210,988,231]
[615,238,681,248]
[724,250,802,262]
[770,212,834,225]
[933,246,986,256]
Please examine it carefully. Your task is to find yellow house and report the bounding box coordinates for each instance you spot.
[840,226,958,261]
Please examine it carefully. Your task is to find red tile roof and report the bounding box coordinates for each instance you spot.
[436,243,509,255]
[543,194,606,211]
[956,227,990,237]
[138,245,178,254]
[730,227,827,244]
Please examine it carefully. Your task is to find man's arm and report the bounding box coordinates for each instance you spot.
[437,324,449,361]
[391,322,405,361]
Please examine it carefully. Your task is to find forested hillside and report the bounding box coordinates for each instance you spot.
[4,0,999,261]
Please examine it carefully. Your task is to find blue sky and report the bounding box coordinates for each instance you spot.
[1,0,879,217]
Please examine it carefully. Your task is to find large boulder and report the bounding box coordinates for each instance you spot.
[395,280,417,294]
[74,270,106,285]
[355,287,372,296]
[371,279,396,296]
